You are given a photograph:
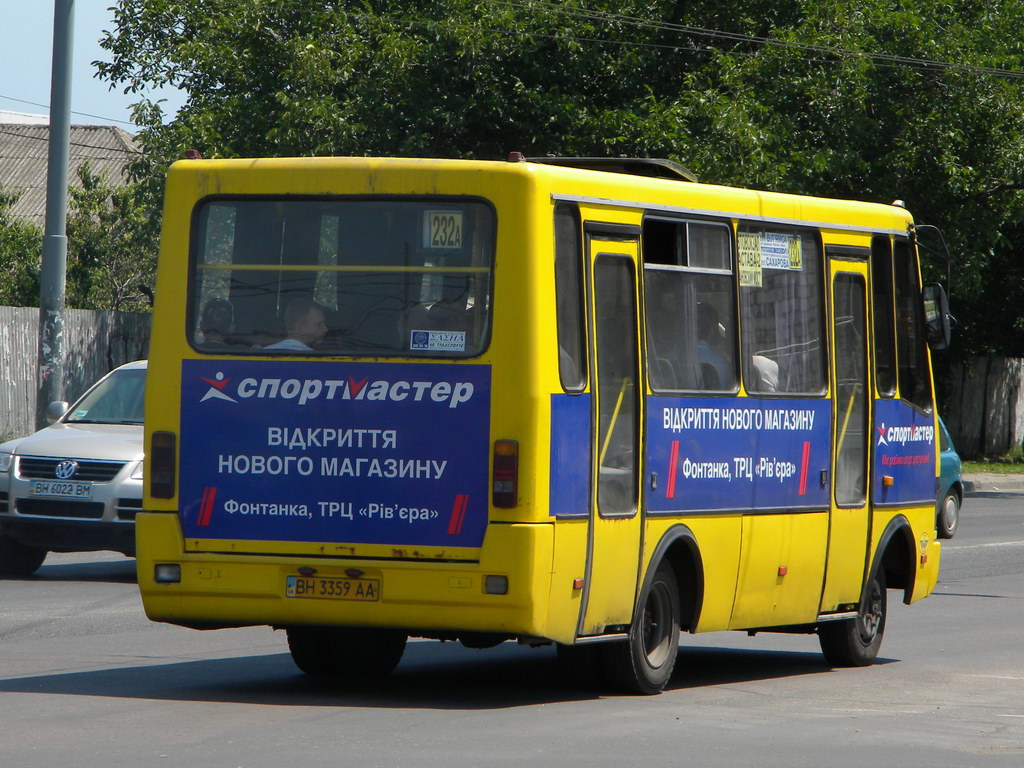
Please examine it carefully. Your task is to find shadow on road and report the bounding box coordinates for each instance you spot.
[0,557,137,585]
[0,639,860,708]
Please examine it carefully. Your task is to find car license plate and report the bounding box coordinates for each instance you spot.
[285,575,380,602]
[29,480,92,499]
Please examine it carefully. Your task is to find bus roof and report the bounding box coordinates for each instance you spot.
[167,155,915,235]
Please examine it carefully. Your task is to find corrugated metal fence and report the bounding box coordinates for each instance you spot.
[0,305,150,441]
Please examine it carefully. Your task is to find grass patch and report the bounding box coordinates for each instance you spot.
[963,456,1024,474]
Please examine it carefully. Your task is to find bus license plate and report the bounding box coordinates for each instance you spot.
[285,575,380,602]
[29,480,92,499]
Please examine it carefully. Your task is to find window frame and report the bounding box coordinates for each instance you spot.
[737,222,828,397]
[892,236,934,414]
[554,203,588,392]
[641,213,739,395]
[185,194,498,359]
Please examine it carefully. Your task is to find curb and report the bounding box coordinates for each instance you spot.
[963,474,1024,493]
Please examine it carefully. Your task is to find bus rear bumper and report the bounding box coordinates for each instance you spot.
[135,512,558,639]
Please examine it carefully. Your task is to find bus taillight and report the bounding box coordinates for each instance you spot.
[492,440,519,508]
[150,431,177,499]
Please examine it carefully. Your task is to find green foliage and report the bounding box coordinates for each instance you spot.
[65,164,160,312]
[97,0,1024,354]
[0,187,41,307]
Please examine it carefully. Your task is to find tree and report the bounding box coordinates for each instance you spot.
[65,164,160,312]
[97,0,1024,355]
[0,187,41,307]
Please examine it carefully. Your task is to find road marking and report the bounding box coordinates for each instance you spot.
[821,708,928,714]
[958,674,1024,681]
[948,540,1024,550]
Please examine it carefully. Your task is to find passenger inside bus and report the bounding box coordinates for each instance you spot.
[264,297,329,352]
[199,298,236,347]
[750,354,779,392]
[697,302,730,390]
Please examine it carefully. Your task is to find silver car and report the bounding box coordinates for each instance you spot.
[0,360,146,576]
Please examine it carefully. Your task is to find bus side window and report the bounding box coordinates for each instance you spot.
[642,217,736,393]
[554,204,587,391]
[893,238,934,411]
[871,235,897,397]
[738,225,826,395]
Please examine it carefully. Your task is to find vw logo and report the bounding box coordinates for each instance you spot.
[54,460,79,480]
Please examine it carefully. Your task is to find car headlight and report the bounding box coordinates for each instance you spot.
[130,460,145,480]
[0,451,13,473]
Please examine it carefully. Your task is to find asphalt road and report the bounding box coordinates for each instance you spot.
[1,491,1022,768]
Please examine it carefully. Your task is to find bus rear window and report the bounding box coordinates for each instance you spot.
[190,198,495,357]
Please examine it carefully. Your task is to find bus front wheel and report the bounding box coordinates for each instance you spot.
[818,568,887,667]
[286,626,407,682]
[602,561,680,694]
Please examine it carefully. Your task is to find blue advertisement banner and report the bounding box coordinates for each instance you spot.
[179,360,491,548]
[549,393,591,517]
[872,399,936,504]
[646,396,832,513]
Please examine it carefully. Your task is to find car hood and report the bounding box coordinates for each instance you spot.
[5,423,144,462]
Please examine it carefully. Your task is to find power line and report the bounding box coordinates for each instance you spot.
[0,93,136,127]
[485,0,1024,81]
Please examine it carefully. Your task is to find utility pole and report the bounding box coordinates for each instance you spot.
[37,0,74,428]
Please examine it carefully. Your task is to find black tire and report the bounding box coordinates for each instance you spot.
[286,626,407,682]
[556,641,607,689]
[0,536,48,577]
[819,567,887,667]
[937,490,960,539]
[601,561,680,694]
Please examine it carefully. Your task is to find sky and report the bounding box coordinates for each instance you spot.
[0,1,186,129]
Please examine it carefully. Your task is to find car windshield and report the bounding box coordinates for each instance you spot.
[65,368,146,425]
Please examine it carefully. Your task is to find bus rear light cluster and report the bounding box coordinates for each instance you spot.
[492,439,519,508]
[150,431,177,499]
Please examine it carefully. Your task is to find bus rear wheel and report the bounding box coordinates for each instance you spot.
[818,568,887,667]
[601,561,680,694]
[286,626,407,682]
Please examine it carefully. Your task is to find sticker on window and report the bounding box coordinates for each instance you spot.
[759,232,803,271]
[410,330,467,352]
[424,211,464,249]
[738,232,762,287]
[740,232,803,281]
[760,233,792,269]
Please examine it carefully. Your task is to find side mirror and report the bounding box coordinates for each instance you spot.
[922,283,951,351]
[45,400,69,424]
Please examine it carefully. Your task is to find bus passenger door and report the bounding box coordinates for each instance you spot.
[578,235,644,636]
[821,260,871,612]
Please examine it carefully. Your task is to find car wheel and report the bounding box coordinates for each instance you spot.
[937,490,960,539]
[819,567,887,667]
[0,536,48,577]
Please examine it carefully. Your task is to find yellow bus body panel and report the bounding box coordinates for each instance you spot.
[729,512,829,628]
[140,156,940,647]
[138,512,557,636]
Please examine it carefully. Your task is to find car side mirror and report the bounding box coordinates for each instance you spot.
[45,400,69,424]
[922,283,951,351]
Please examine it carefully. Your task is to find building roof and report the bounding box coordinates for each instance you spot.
[0,113,139,226]
[0,110,48,125]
